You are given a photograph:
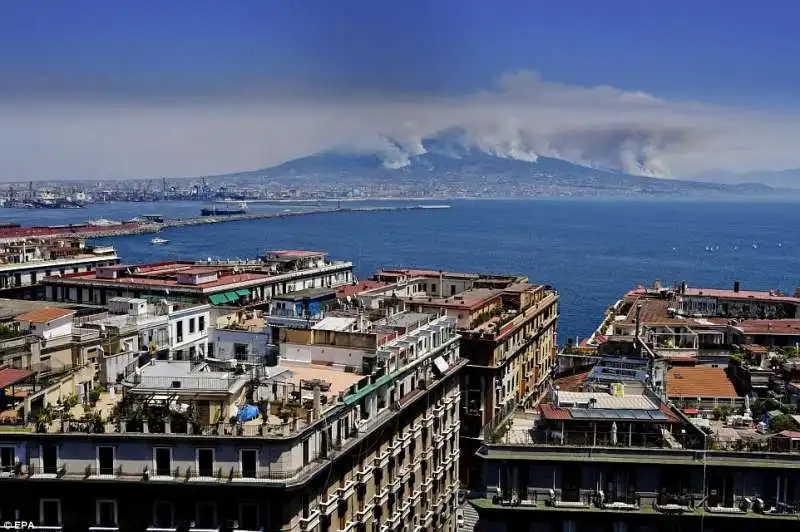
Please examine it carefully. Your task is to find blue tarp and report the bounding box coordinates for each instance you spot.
[237,404,260,423]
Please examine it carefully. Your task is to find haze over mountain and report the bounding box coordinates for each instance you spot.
[219,129,788,198]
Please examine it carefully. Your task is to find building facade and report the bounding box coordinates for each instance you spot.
[0,306,464,532]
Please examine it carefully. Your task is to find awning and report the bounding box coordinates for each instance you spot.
[236,289,250,297]
[209,294,228,305]
[224,292,240,303]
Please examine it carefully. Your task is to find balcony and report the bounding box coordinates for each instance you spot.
[28,464,66,479]
[375,488,389,506]
[421,511,434,527]
[319,494,339,516]
[374,450,390,469]
[338,479,356,500]
[389,476,402,493]
[355,502,374,521]
[85,465,122,480]
[386,513,402,529]
[298,509,321,531]
[389,440,402,457]
[355,465,374,484]
[185,467,224,483]
[337,521,358,532]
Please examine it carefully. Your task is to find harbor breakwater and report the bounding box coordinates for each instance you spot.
[0,204,450,243]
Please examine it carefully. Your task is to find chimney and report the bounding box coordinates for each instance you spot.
[313,385,322,420]
[734,280,741,293]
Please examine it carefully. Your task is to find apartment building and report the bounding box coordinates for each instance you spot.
[41,250,354,307]
[369,269,559,485]
[0,304,464,532]
[0,238,118,297]
[76,297,211,385]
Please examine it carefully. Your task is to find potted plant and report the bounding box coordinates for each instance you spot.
[88,389,102,406]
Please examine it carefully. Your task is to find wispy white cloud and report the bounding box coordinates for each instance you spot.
[1,70,800,181]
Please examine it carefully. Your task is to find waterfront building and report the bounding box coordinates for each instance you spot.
[40,250,353,307]
[0,303,464,532]
[0,238,118,298]
[363,269,558,486]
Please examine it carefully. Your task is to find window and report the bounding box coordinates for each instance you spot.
[97,446,115,476]
[176,321,183,342]
[96,500,118,527]
[39,499,61,526]
[189,318,196,334]
[234,343,249,361]
[0,446,14,472]
[239,503,259,531]
[199,316,205,332]
[197,448,214,477]
[41,443,58,474]
[154,447,172,477]
[196,503,217,529]
[240,449,258,479]
[153,502,174,528]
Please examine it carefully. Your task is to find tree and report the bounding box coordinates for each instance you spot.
[769,414,799,433]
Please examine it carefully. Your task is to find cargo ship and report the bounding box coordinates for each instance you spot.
[201,201,248,216]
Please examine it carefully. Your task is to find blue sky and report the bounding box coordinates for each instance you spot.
[2,0,800,180]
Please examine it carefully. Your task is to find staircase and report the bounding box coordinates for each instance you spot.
[459,501,480,531]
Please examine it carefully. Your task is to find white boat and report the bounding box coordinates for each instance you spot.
[151,237,169,245]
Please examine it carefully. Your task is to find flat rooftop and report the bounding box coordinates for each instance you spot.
[265,361,363,404]
[555,390,658,410]
[408,287,501,310]
[384,311,435,330]
[273,286,337,301]
[312,316,357,331]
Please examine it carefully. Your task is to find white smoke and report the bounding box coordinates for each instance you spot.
[2,69,800,180]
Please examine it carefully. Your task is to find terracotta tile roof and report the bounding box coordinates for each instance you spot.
[736,320,800,335]
[0,366,34,388]
[774,431,800,439]
[539,403,572,420]
[682,287,800,304]
[666,366,739,399]
[15,307,74,324]
[336,281,387,298]
[552,371,590,392]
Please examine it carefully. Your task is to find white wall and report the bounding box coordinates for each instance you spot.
[210,329,271,360]
[279,343,367,369]
[25,315,73,340]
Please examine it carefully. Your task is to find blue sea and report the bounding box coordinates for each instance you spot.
[3,199,799,341]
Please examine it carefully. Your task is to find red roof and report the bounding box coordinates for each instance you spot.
[539,403,572,420]
[774,431,800,439]
[682,408,699,415]
[269,250,326,258]
[667,366,739,399]
[15,307,74,323]
[736,320,800,335]
[0,367,34,388]
[336,281,388,298]
[682,287,800,304]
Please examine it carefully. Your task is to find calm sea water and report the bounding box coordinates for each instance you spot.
[3,199,799,341]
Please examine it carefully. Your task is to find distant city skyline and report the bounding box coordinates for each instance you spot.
[2,0,800,181]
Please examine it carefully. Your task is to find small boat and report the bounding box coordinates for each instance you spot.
[151,237,169,245]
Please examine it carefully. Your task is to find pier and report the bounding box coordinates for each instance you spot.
[0,204,450,243]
